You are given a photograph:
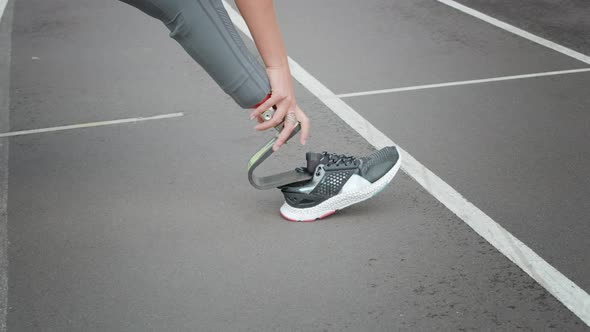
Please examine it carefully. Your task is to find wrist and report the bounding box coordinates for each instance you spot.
[266,65,291,78]
[265,61,289,71]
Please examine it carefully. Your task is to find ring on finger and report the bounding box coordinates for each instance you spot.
[284,112,298,125]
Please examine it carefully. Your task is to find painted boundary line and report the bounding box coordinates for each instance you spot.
[0,113,184,138]
[436,0,590,65]
[223,1,590,326]
[337,68,590,98]
[0,0,7,20]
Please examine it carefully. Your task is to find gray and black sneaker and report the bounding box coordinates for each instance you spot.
[279,146,401,222]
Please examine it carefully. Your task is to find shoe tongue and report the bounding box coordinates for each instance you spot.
[306,152,325,173]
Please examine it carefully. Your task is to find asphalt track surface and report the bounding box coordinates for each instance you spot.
[1,0,589,331]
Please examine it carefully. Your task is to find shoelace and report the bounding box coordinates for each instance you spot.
[322,152,359,167]
[294,152,360,175]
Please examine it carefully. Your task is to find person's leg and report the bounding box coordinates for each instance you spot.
[119,0,271,108]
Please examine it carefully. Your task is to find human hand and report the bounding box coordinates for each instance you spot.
[249,65,310,151]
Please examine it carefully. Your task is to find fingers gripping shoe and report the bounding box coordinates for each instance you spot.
[279,146,401,222]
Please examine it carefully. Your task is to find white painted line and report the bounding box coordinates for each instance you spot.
[338,68,590,98]
[223,1,590,326]
[436,0,590,65]
[0,0,8,21]
[0,113,184,138]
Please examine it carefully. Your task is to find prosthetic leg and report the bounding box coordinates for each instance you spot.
[247,109,402,221]
[247,109,312,190]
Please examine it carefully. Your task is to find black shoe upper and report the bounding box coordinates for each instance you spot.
[280,146,400,208]
[358,146,400,183]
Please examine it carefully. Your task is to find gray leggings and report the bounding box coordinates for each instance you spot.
[119,0,271,109]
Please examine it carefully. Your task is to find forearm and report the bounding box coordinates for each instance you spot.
[236,0,309,148]
[234,0,288,70]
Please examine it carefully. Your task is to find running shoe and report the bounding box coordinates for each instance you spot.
[279,146,401,222]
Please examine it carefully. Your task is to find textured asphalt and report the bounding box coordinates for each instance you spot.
[455,0,590,55]
[0,1,12,331]
[272,0,590,294]
[3,0,590,331]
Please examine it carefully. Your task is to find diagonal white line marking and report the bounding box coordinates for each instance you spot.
[0,0,7,21]
[436,0,590,65]
[337,68,590,98]
[0,113,184,138]
[223,1,590,326]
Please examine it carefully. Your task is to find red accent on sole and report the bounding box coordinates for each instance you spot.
[280,210,336,222]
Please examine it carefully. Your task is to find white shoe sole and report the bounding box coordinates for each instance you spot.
[279,155,402,222]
